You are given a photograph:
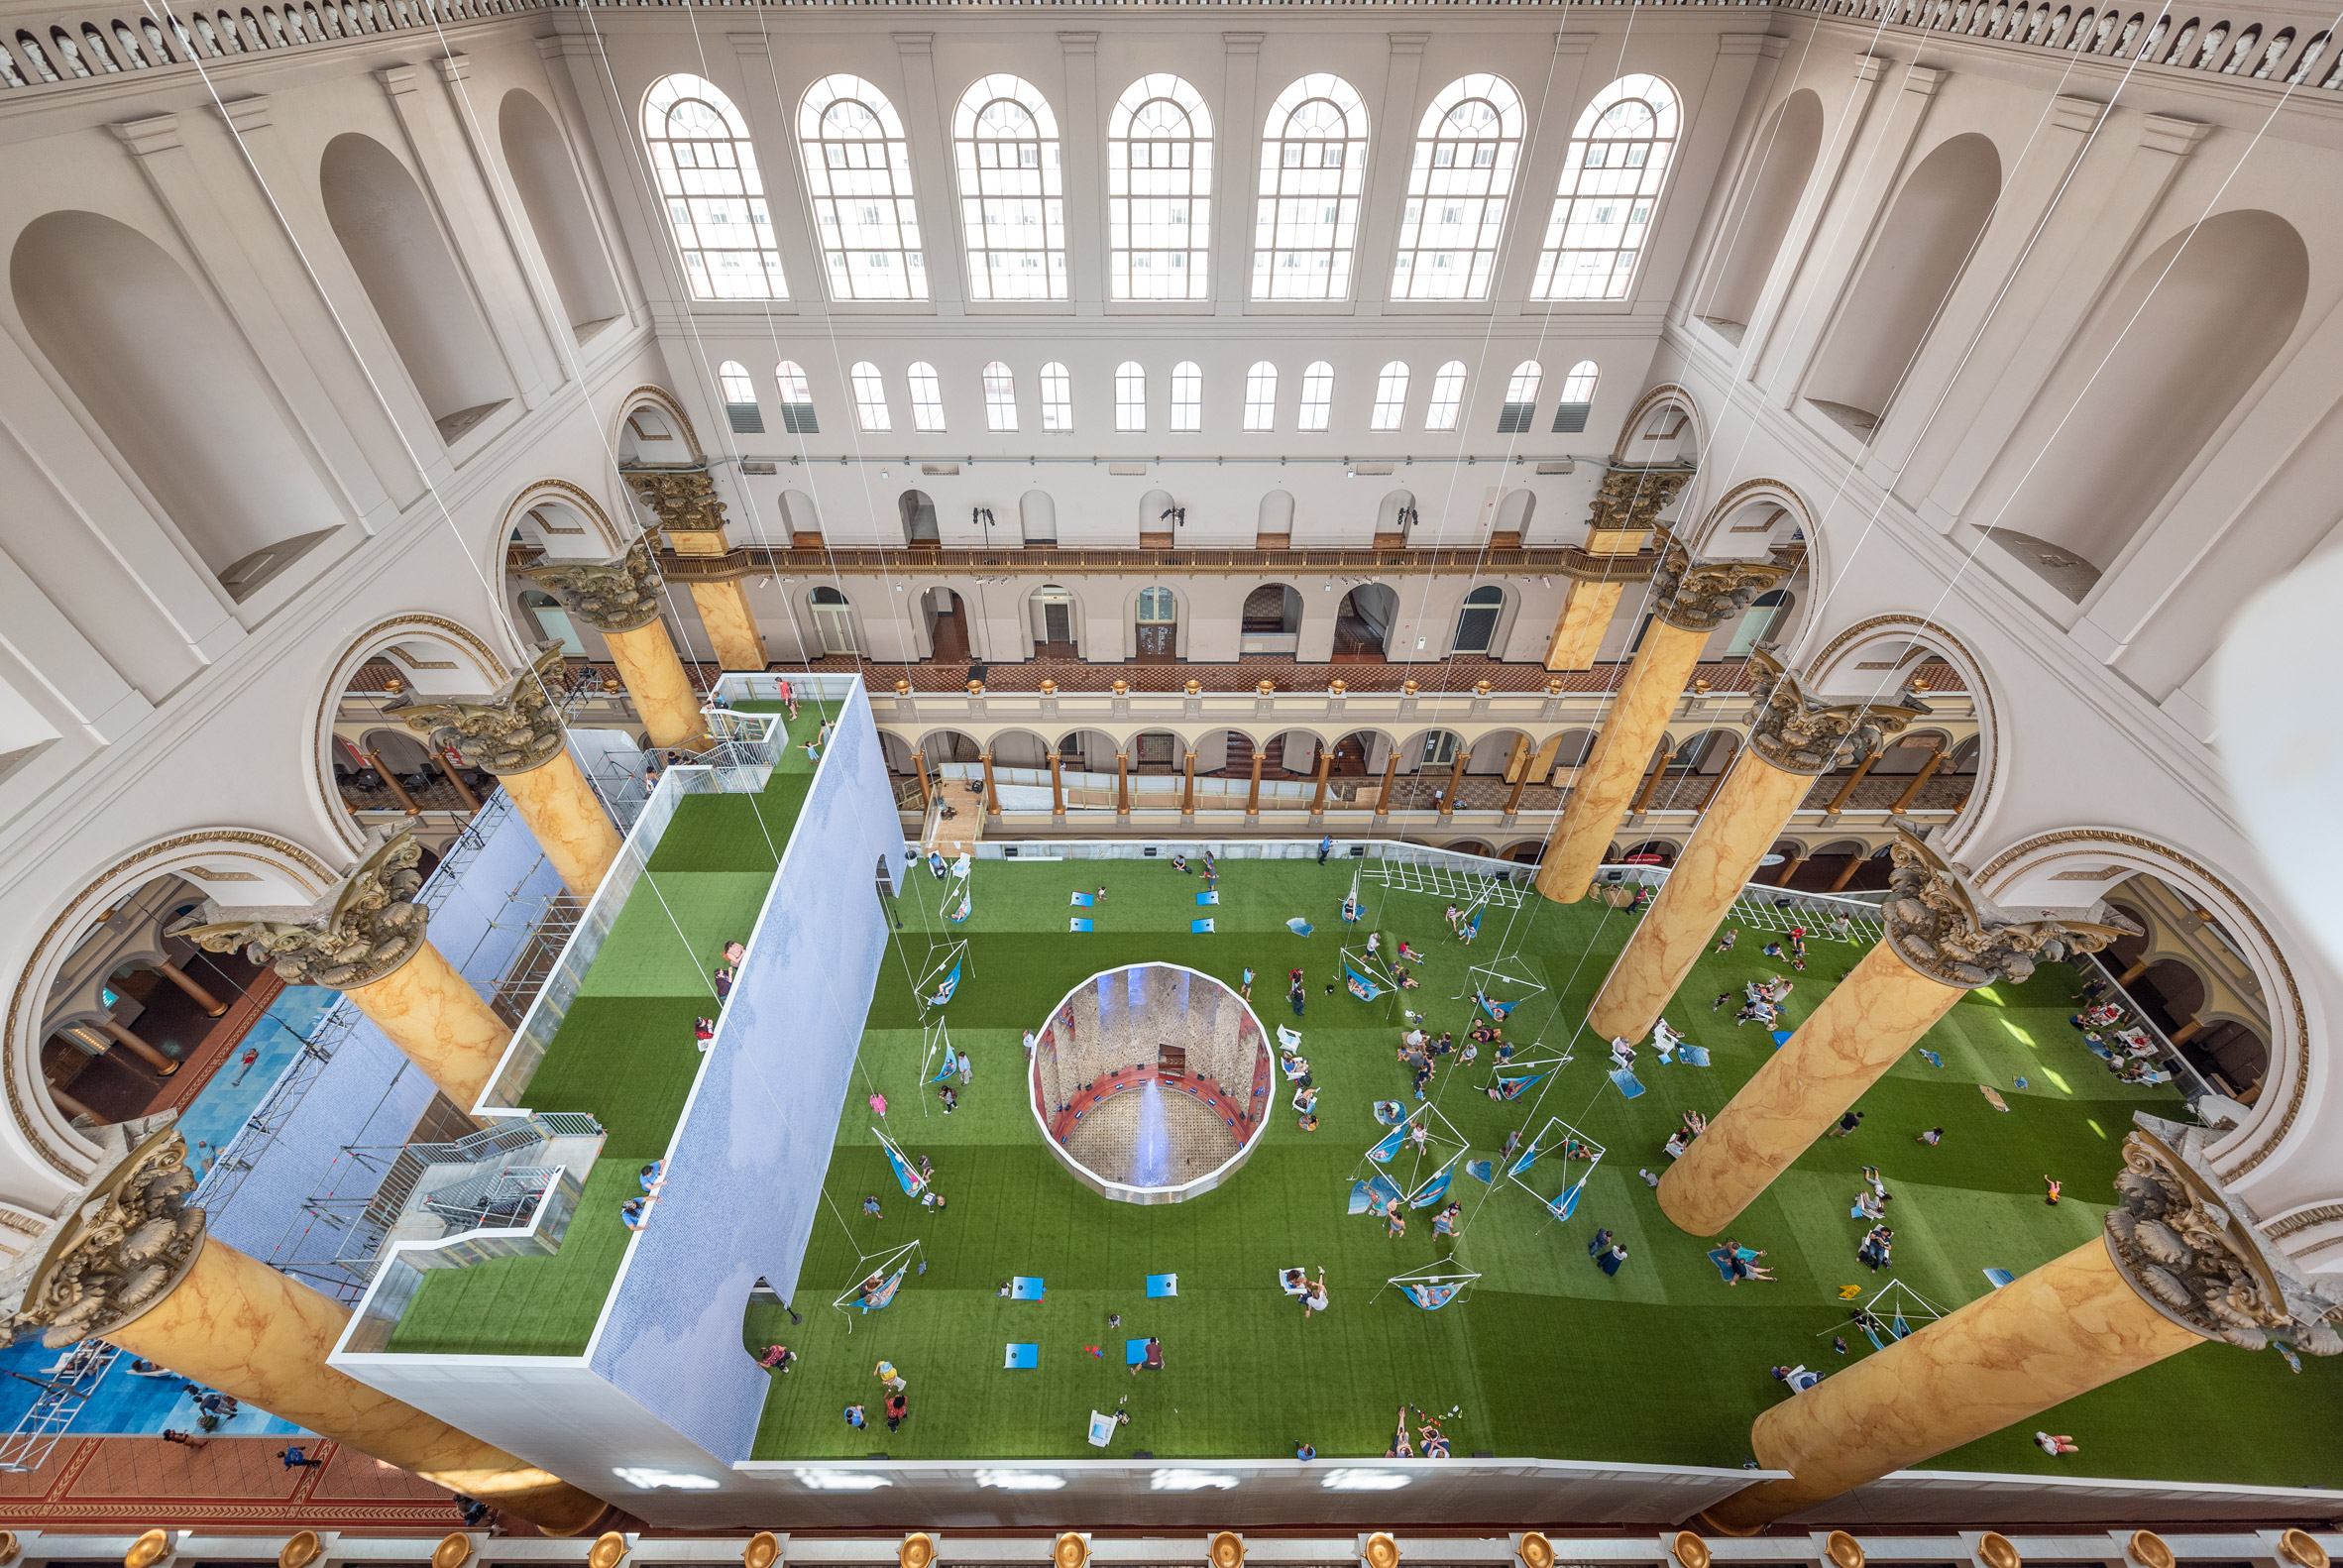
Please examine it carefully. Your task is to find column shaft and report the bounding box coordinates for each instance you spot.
[1825,754,1877,812]
[909,749,932,808]
[370,752,422,817]
[689,580,768,672]
[1503,769,1528,817]
[97,1020,177,1075]
[440,764,482,814]
[1246,751,1264,816]
[1827,854,1866,893]
[1049,751,1065,818]
[1311,750,1332,816]
[107,1235,607,1534]
[1375,749,1399,815]
[981,753,1000,817]
[499,748,622,899]
[156,960,227,1017]
[1182,749,1197,815]
[1703,1237,2203,1531]
[1535,620,1709,903]
[343,942,512,1110]
[1589,751,1813,1042]
[1774,854,1807,887]
[1115,752,1130,816]
[1544,581,1623,671]
[602,621,704,751]
[1441,748,1467,815]
[1658,939,1958,1235]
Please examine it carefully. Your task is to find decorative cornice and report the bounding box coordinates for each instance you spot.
[169,829,429,992]
[388,645,569,778]
[1649,528,1793,633]
[1744,646,1929,775]
[616,386,703,462]
[520,537,664,634]
[504,478,624,555]
[1613,383,1702,464]
[1883,829,2131,989]
[13,1126,205,1349]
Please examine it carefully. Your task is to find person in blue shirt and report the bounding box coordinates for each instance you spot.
[1317,835,1334,864]
[844,1403,866,1428]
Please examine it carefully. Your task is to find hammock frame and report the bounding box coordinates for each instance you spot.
[831,1240,927,1334]
[1505,1115,1607,1223]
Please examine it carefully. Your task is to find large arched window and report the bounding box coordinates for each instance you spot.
[1109,73,1213,300]
[1370,362,1409,430]
[1499,361,1541,433]
[1244,362,1279,431]
[1115,362,1146,431]
[1535,74,1680,301]
[1040,362,1072,431]
[775,361,818,433]
[1426,360,1467,430]
[953,74,1065,300]
[1252,74,1369,300]
[982,361,1018,432]
[908,361,946,431]
[643,74,787,300]
[1551,360,1598,433]
[1298,361,1334,432]
[720,361,762,433]
[1171,361,1203,432]
[1393,74,1522,301]
[850,362,890,432]
[799,74,926,300]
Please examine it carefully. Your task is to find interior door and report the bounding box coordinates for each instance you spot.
[1045,604,1071,642]
[1136,623,1175,660]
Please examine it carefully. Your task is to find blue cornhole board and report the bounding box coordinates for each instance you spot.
[1069,918,1094,933]
[1983,1268,2016,1288]
[1010,1276,1045,1299]
[1146,1273,1177,1298]
[1005,1342,1039,1369]
[1608,1067,1645,1099]
[1191,919,1216,934]
[1197,891,1220,905]
[1771,1030,1794,1049]
[1125,1338,1152,1366]
[1071,892,1095,907]
[1682,1045,1713,1066]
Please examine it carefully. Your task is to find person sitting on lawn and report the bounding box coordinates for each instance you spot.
[1131,1337,1164,1376]
[1397,939,1426,963]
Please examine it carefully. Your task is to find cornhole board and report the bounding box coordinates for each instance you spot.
[1069,918,1094,933]
[1191,919,1216,933]
[1146,1273,1177,1298]
[1005,1343,1039,1369]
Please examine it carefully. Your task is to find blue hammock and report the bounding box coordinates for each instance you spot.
[885,1141,928,1197]
[1409,1161,1457,1208]
[1343,962,1384,1001]
[1545,1176,1588,1221]
[1287,918,1315,937]
[1367,1122,1409,1163]
[927,960,961,1007]
[928,1047,958,1084]
[948,894,972,923]
[859,1269,906,1312]
[1490,1070,1548,1101]
[1348,1173,1403,1214]
[1466,1159,1495,1183]
[1476,991,1516,1021]
[1401,1280,1465,1310]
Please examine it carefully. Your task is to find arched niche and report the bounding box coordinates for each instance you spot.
[1614,386,1702,465]
[1493,489,1535,543]
[616,387,700,465]
[1020,489,1058,545]
[10,210,343,602]
[1805,133,2001,437]
[319,133,513,442]
[900,489,940,545]
[1696,90,1824,340]
[781,489,823,546]
[499,89,624,338]
[1257,489,1295,545]
[1374,489,1417,541]
[1984,209,2308,595]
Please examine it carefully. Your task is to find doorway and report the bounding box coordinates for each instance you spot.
[1334,585,1395,661]
[899,489,940,545]
[1135,585,1177,662]
[927,589,970,662]
[1031,584,1077,657]
[811,586,857,655]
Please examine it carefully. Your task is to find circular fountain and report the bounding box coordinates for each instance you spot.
[1028,962,1274,1204]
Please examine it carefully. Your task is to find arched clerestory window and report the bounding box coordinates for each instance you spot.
[1109,73,1213,300]
[1115,362,1147,431]
[1370,362,1409,430]
[1298,361,1334,432]
[1393,74,1523,300]
[1425,360,1467,430]
[953,74,1066,300]
[982,361,1018,432]
[720,361,762,432]
[1498,361,1541,433]
[800,74,927,300]
[643,74,787,300]
[775,360,818,433]
[1534,74,1680,301]
[1252,74,1369,300]
[1244,362,1279,431]
[850,362,890,432]
[1551,360,1599,433]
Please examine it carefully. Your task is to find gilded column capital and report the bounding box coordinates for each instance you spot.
[13,1127,204,1349]
[2105,1126,2342,1355]
[520,537,664,634]
[625,467,730,556]
[1649,529,1793,633]
[167,829,429,990]
[1584,464,1695,540]
[1881,829,2131,988]
[389,644,568,777]
[1744,647,1932,775]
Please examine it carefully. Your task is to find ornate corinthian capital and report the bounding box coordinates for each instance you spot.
[390,644,568,777]
[1649,529,1794,633]
[625,468,729,554]
[14,1128,205,1349]
[1584,465,1695,535]
[520,537,664,634]
[167,829,428,990]
[1880,829,2132,988]
[1744,647,1932,775]
[2105,1127,2342,1355]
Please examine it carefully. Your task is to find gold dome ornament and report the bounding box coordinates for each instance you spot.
[1514,1534,1554,1568]
[2280,1532,2330,1568]
[279,1534,325,1568]
[432,1534,475,1568]
[1824,1532,1863,1568]
[1975,1534,2022,1568]
[124,1533,171,1568]
[743,1534,782,1568]
[1054,1535,1090,1568]
[1363,1535,1401,1568]
[901,1534,938,1568]
[589,1533,630,1568]
[1670,1532,1711,1568]
[2127,1534,2175,1568]
[1209,1533,1246,1568]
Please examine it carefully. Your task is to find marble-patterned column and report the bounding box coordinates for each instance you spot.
[15,1130,610,1535]
[626,467,770,674]
[1535,532,1788,904]
[1588,652,1926,1042]
[155,960,227,1017]
[170,830,511,1109]
[523,539,706,750]
[1702,1124,2343,1531]
[1542,468,1693,672]
[391,646,622,899]
[1658,832,2129,1236]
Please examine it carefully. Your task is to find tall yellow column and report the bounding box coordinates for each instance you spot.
[1536,533,1787,905]
[1543,582,1625,672]
[1658,831,2128,1236]
[172,830,513,1111]
[1588,652,1926,1042]
[1543,467,1694,671]
[393,645,622,900]
[689,581,768,672]
[1700,1127,2333,1531]
[17,1130,610,1535]
[627,464,767,674]
[524,537,707,752]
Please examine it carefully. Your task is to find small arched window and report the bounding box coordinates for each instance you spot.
[850,361,890,432]
[1370,362,1409,430]
[1040,362,1072,432]
[1426,361,1467,430]
[775,361,818,433]
[1551,360,1599,433]
[1138,586,1178,621]
[1171,361,1203,432]
[719,360,762,433]
[1253,74,1369,300]
[1244,361,1279,431]
[953,74,1066,300]
[1298,361,1334,432]
[1109,73,1213,300]
[1115,362,1147,432]
[908,362,946,431]
[643,74,787,300]
[1499,361,1541,433]
[982,361,1018,432]
[1393,74,1523,301]
[799,74,926,300]
[1453,585,1504,654]
[1535,74,1680,300]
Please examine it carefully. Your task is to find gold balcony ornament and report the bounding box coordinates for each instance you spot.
[1692,678,1712,695]
[1910,677,1932,692]
[1258,679,1278,696]
[894,680,912,697]
[1111,680,1129,696]
[602,674,622,695]
[1824,1532,1863,1568]
[1185,678,1203,696]
[1544,678,1564,697]
[1054,1535,1089,1568]
[1208,1533,1245,1568]
[901,1535,938,1568]
[1670,1531,1711,1568]
[432,1536,474,1568]
[966,681,985,696]
[1976,1534,2022,1568]
[2127,1533,2175,1568]
[279,1534,325,1568]
[589,1533,630,1568]
[384,675,405,696]
[1329,679,1348,696]
[1473,679,1493,698]
[744,1533,782,1568]
[125,1533,171,1568]
[1363,1534,1401,1568]
[2279,1533,2329,1568]
[1401,680,1419,697]
[1515,1534,1554,1568]
[1040,679,1059,696]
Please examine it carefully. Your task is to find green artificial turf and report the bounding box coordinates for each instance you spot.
[385,711,824,1357]
[744,855,2343,1487]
